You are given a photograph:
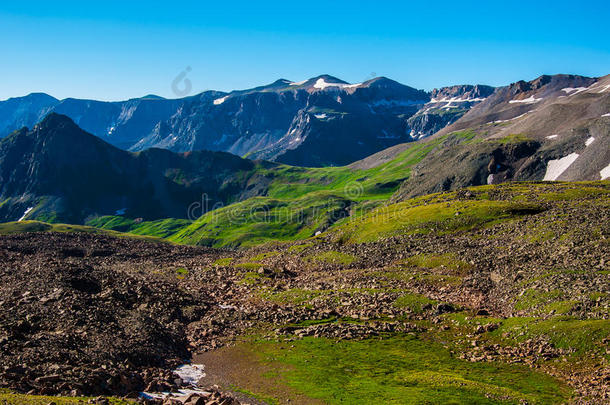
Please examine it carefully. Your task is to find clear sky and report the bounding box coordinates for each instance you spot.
[1,0,609,101]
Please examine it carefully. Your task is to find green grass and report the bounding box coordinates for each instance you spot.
[234,262,265,270]
[86,216,191,238]
[241,271,266,285]
[228,385,279,405]
[287,243,314,253]
[393,293,437,313]
[249,335,570,404]
[304,251,357,266]
[539,185,610,201]
[147,132,477,247]
[333,199,543,243]
[168,193,353,248]
[496,316,610,356]
[0,390,134,405]
[261,288,329,305]
[0,220,165,242]
[514,289,565,312]
[213,257,234,266]
[493,134,534,144]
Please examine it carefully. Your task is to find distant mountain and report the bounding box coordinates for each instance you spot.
[349,74,610,200]
[0,113,265,223]
[0,76,493,166]
[0,93,59,138]
[1,71,608,231]
[406,84,495,139]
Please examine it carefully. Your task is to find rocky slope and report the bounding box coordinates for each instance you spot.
[0,181,607,403]
[406,84,495,139]
[0,76,493,167]
[350,74,610,200]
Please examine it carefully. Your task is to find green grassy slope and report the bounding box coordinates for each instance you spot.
[166,131,478,247]
[0,220,166,242]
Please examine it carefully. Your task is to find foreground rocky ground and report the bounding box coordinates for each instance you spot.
[0,182,608,404]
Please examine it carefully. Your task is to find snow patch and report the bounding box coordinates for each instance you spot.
[593,84,610,93]
[428,97,485,104]
[561,87,587,96]
[585,137,595,147]
[141,364,207,400]
[487,174,494,185]
[313,78,358,90]
[602,113,610,117]
[213,96,229,105]
[543,153,579,181]
[18,207,33,222]
[314,113,327,119]
[546,135,559,139]
[509,95,542,104]
[491,112,530,124]
[290,80,307,86]
[175,364,205,386]
[601,163,610,180]
[141,388,209,401]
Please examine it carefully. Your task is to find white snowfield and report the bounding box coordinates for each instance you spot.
[313,78,362,90]
[18,207,33,222]
[428,97,486,104]
[509,95,542,104]
[561,87,588,96]
[602,113,610,117]
[546,135,559,139]
[601,163,610,180]
[491,112,530,124]
[290,80,307,86]
[213,96,229,105]
[592,84,610,94]
[543,153,579,181]
[585,137,595,147]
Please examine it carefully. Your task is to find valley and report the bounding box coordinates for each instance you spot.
[0,73,608,404]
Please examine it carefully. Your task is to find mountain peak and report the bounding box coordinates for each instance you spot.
[27,113,105,147]
[140,94,166,100]
[309,74,348,85]
[37,112,77,129]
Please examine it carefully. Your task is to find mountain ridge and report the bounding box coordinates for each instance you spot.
[0,75,495,166]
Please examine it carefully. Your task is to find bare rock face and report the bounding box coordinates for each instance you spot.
[407,84,495,139]
[0,75,491,167]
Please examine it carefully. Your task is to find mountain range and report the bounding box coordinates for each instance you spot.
[1,70,608,404]
[0,75,494,167]
[0,73,608,241]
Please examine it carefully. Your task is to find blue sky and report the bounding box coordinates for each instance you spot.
[1,0,609,101]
